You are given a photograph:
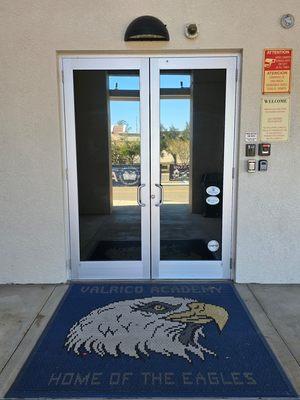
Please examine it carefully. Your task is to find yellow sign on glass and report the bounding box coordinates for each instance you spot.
[260,96,290,142]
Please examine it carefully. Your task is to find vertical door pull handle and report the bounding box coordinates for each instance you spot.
[137,184,146,207]
[155,183,164,207]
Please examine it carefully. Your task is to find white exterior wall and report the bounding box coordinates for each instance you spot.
[0,0,299,283]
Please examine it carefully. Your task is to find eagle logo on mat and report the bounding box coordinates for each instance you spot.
[65,297,229,362]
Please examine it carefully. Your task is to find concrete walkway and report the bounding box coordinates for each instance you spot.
[0,284,299,398]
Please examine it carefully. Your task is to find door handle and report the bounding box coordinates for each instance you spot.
[155,183,164,207]
[137,184,146,207]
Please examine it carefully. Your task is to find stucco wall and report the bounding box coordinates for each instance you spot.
[0,0,299,283]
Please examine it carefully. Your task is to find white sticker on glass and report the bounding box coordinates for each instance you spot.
[206,196,220,205]
[207,240,220,252]
[206,186,220,196]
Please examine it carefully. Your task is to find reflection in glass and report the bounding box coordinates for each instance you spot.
[159,70,226,260]
[73,70,141,261]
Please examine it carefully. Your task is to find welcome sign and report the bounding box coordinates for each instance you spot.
[6,283,296,398]
[260,96,290,142]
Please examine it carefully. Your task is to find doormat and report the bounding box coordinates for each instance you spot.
[6,282,297,398]
[89,240,215,261]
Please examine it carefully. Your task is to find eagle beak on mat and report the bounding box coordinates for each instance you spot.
[166,302,229,331]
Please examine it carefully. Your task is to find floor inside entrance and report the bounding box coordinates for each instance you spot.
[0,284,300,398]
[80,204,220,261]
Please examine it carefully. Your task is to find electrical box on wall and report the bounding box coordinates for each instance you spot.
[247,159,256,173]
[258,143,271,156]
[245,144,256,157]
[258,159,268,171]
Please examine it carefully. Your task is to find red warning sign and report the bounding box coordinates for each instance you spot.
[262,49,292,94]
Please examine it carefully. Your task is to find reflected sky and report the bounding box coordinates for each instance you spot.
[110,101,140,132]
[109,74,190,132]
[109,75,140,90]
[160,74,191,89]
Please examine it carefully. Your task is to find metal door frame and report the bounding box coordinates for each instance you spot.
[62,57,151,280]
[150,57,237,279]
[61,54,239,281]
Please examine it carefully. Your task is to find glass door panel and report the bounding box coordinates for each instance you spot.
[151,57,236,279]
[73,70,142,261]
[159,69,225,261]
[63,58,150,279]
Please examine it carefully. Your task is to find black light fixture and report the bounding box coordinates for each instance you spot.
[125,16,169,41]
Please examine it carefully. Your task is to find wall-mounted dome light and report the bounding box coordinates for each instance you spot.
[125,16,169,41]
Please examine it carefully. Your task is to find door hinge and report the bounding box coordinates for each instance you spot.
[232,167,235,179]
[61,70,64,83]
[66,258,71,270]
[65,168,68,180]
[235,68,238,82]
[230,257,233,270]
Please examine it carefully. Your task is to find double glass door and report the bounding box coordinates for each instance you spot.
[63,56,237,280]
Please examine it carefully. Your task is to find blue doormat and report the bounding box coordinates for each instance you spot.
[6,282,297,398]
